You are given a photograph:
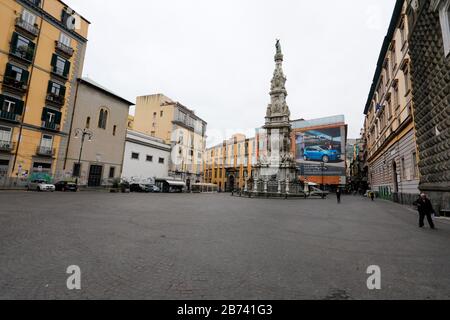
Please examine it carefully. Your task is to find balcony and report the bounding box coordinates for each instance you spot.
[51,66,68,81]
[2,76,28,95]
[0,110,22,123]
[41,121,60,132]
[55,41,74,58]
[36,145,55,157]
[15,17,39,39]
[10,46,34,64]
[0,140,15,153]
[46,93,65,107]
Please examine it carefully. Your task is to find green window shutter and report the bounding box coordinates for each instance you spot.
[60,85,66,97]
[27,41,35,61]
[22,69,29,84]
[14,100,24,116]
[51,54,57,69]
[63,60,71,77]
[10,33,19,51]
[41,108,48,121]
[47,81,53,93]
[55,111,62,124]
[5,64,13,78]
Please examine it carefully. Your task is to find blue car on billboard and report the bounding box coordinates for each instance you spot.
[303,146,341,163]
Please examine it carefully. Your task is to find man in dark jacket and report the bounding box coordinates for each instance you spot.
[336,188,341,204]
[413,193,436,229]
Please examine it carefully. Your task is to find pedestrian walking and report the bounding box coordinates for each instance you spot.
[370,191,375,201]
[413,193,436,229]
[336,188,341,204]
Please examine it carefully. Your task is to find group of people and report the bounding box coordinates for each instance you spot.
[335,188,437,230]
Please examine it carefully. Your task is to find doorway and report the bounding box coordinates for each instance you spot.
[392,161,399,193]
[88,165,103,187]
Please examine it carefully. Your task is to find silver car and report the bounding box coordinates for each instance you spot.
[27,180,56,192]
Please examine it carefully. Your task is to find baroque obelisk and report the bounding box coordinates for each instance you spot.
[251,40,297,193]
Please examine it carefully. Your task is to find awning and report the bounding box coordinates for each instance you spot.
[166,180,186,187]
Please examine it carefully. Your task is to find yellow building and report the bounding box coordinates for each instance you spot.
[127,114,134,130]
[0,0,89,187]
[133,94,207,186]
[363,0,419,204]
[204,134,256,192]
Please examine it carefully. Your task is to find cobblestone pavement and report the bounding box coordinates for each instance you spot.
[0,192,449,300]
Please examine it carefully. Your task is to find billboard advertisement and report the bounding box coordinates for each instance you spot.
[294,124,347,186]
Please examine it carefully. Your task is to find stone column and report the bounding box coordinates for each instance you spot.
[264,180,268,193]
[244,179,248,192]
[285,178,290,194]
[278,180,282,193]
[253,179,258,192]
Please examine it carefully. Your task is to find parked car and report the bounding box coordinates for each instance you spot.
[27,180,55,192]
[130,183,152,193]
[149,185,161,193]
[54,181,78,192]
[303,146,341,163]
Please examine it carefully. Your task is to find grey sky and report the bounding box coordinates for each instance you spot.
[67,0,396,143]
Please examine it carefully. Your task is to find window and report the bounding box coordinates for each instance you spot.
[5,64,29,85]
[393,82,399,109]
[158,157,165,164]
[390,42,397,71]
[73,163,81,177]
[51,54,70,78]
[11,33,35,61]
[146,155,153,162]
[41,134,53,147]
[113,125,117,136]
[41,107,62,128]
[0,95,24,116]
[109,167,115,178]
[160,111,163,117]
[131,152,139,160]
[98,109,108,129]
[412,152,419,179]
[0,126,12,143]
[438,0,450,56]
[403,64,411,94]
[401,157,406,180]
[59,33,71,47]
[86,117,90,128]
[22,10,36,25]
[47,81,66,99]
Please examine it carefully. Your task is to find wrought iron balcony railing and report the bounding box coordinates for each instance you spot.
[46,93,65,106]
[2,76,28,93]
[41,121,61,131]
[55,41,74,58]
[15,17,39,38]
[36,146,55,157]
[0,110,21,122]
[0,140,15,152]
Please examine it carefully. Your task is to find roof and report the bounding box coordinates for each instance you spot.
[78,77,134,106]
[363,0,404,115]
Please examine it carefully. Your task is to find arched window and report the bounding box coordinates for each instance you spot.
[98,108,108,129]
[86,116,90,129]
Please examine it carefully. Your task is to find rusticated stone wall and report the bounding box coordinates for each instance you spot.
[407,0,450,212]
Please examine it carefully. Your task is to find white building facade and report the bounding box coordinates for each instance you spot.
[122,130,171,184]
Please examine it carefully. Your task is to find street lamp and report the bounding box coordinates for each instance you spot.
[73,128,93,184]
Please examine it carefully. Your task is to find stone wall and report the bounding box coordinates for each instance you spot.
[407,0,450,213]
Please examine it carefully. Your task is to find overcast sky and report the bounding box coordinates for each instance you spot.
[66,0,395,144]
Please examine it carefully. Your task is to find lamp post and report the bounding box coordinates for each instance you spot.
[73,128,93,185]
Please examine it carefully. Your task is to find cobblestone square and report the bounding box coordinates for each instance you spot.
[1,192,449,300]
